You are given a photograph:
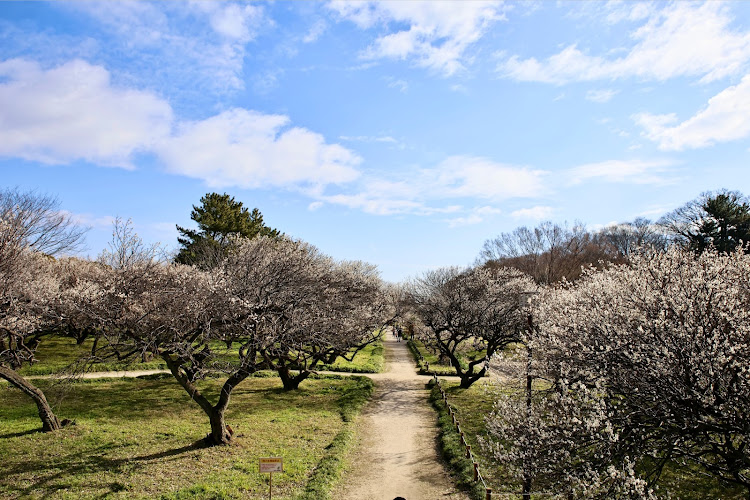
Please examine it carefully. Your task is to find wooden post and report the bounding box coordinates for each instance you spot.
[485,487,492,500]
[459,431,465,445]
[473,462,479,481]
[523,310,534,500]
[466,444,471,458]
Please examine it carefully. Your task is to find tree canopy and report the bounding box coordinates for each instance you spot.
[660,189,750,254]
[175,192,279,267]
[477,221,619,284]
[0,188,88,432]
[407,265,535,388]
[487,246,750,496]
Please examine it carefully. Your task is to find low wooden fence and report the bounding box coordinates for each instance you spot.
[432,373,494,500]
[413,339,559,499]
[408,340,492,499]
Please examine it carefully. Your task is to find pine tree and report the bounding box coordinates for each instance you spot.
[660,190,750,254]
[175,193,279,267]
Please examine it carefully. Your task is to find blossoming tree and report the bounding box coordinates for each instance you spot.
[486,247,750,496]
[0,189,87,432]
[222,236,387,391]
[407,265,535,388]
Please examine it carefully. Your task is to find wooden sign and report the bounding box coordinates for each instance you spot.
[259,457,283,473]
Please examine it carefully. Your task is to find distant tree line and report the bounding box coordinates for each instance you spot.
[477,189,750,284]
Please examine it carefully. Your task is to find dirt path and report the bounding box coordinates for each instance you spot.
[27,369,170,380]
[333,334,468,500]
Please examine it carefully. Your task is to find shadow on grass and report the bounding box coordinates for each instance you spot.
[118,439,212,463]
[4,438,211,498]
[0,428,41,439]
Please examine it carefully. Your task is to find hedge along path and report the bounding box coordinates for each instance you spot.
[333,333,469,500]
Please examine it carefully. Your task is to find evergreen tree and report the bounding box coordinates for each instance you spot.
[660,190,750,254]
[175,193,279,267]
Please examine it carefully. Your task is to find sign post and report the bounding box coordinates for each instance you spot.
[259,457,283,500]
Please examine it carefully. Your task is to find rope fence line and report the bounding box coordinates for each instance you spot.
[410,339,557,500]
[432,372,493,500]
[407,339,493,500]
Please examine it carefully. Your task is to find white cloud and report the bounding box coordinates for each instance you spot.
[430,156,546,199]
[634,74,750,150]
[637,204,675,219]
[313,155,547,219]
[511,206,555,220]
[0,58,366,193]
[565,1,656,26]
[339,135,399,145]
[303,19,328,43]
[446,206,503,228]
[446,214,483,228]
[71,2,266,92]
[385,77,409,92]
[313,192,432,216]
[195,2,263,42]
[567,159,675,185]
[602,2,657,24]
[155,108,362,189]
[586,89,618,103]
[339,135,396,143]
[0,59,173,167]
[149,221,180,235]
[499,2,750,84]
[329,0,507,76]
[63,211,116,230]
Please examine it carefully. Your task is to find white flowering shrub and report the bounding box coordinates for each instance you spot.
[483,377,655,498]
[485,247,750,497]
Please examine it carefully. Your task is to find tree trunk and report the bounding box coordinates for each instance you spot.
[278,366,310,391]
[0,365,61,431]
[162,354,234,445]
[458,374,481,389]
[161,353,254,445]
[208,408,232,445]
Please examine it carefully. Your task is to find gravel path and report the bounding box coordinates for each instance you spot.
[333,334,468,500]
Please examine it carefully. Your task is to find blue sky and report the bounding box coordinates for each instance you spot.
[2,1,750,282]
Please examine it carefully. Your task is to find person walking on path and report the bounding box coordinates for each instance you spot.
[333,334,468,500]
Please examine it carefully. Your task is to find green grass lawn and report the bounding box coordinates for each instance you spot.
[0,373,373,499]
[432,378,747,500]
[17,336,167,376]
[319,339,384,373]
[20,335,385,377]
[407,338,486,376]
